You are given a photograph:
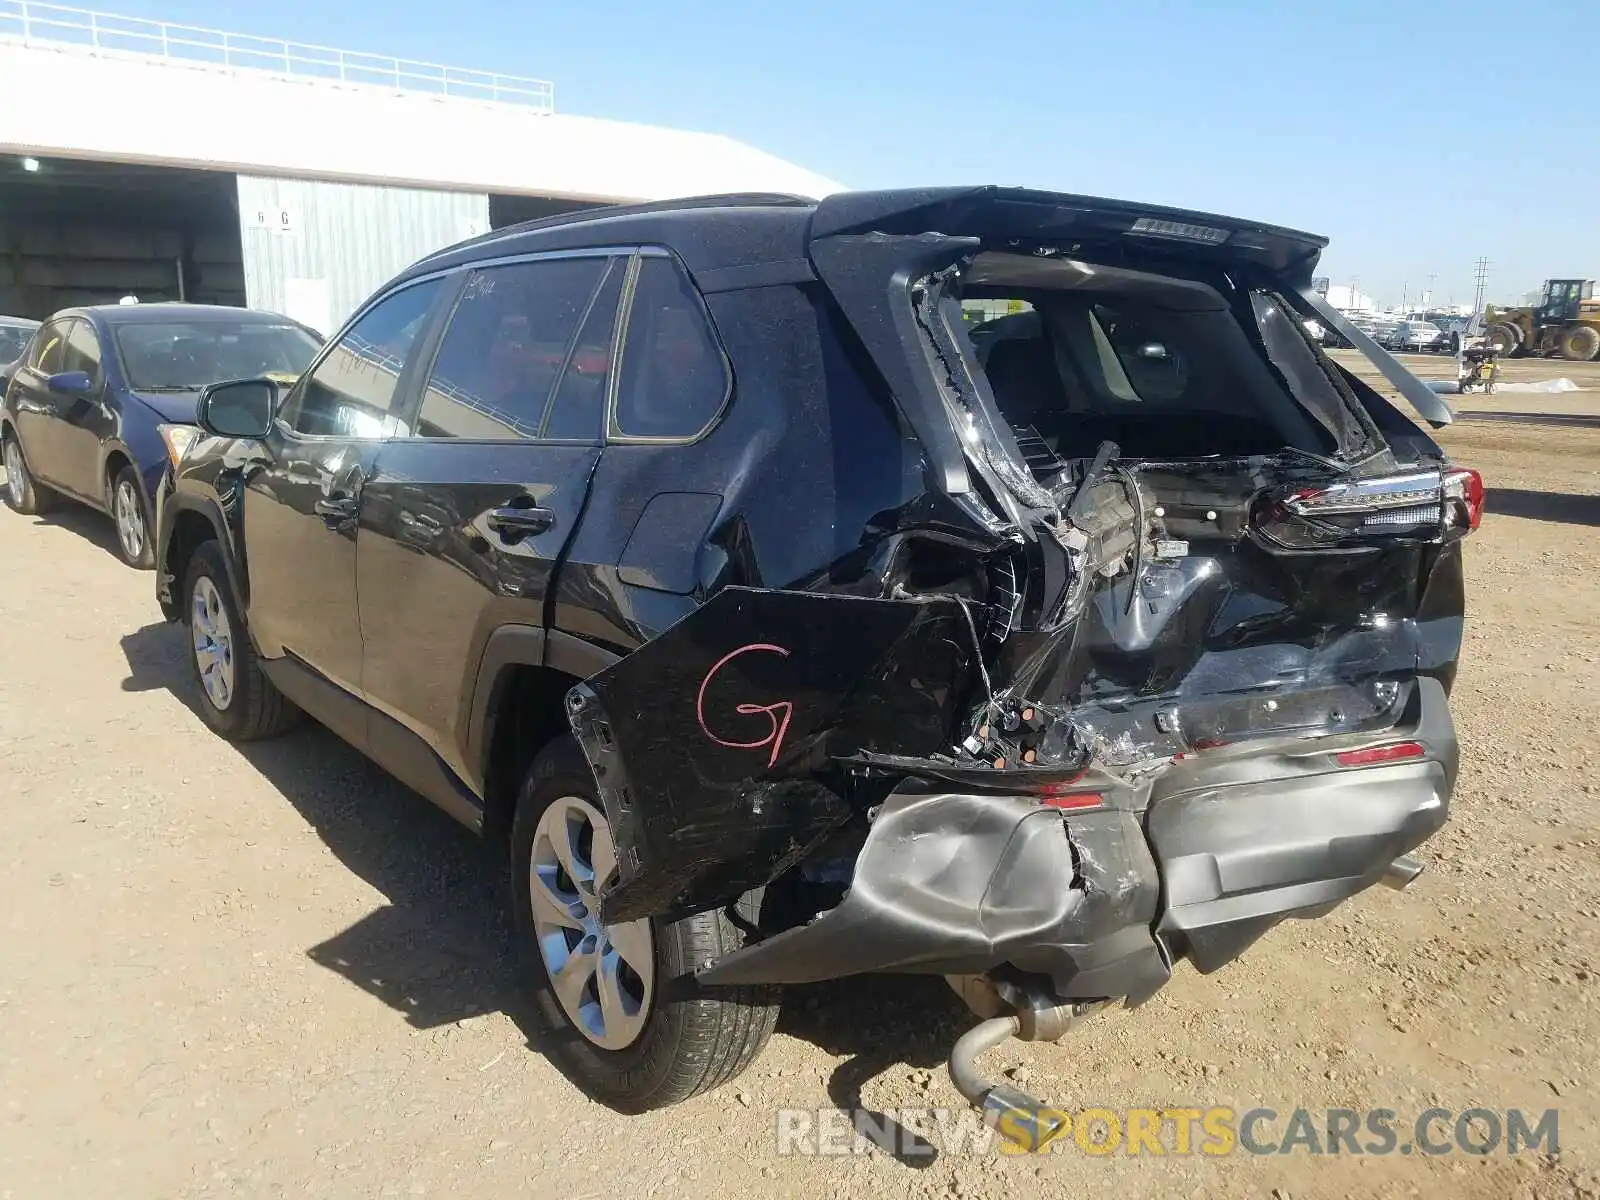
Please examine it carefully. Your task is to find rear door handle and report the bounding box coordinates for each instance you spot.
[486,504,556,540]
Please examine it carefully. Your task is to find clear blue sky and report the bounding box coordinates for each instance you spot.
[109,0,1593,309]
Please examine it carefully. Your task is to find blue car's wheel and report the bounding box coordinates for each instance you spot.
[111,465,154,569]
[3,431,55,516]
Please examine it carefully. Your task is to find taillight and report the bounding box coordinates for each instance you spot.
[1442,467,1484,532]
[1335,741,1425,768]
[1253,467,1482,549]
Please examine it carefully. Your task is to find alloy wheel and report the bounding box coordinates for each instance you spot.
[114,479,145,561]
[191,575,236,711]
[528,795,654,1051]
[5,439,25,507]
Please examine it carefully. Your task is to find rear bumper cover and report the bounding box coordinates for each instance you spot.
[696,678,1455,996]
[698,790,1172,1002]
[1149,675,1454,972]
[1151,758,1448,972]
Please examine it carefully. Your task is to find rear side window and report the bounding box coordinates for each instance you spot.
[415,255,619,441]
[30,321,69,374]
[612,256,728,440]
[283,279,442,438]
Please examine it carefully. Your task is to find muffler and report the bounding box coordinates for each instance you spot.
[1381,854,1425,891]
[946,1000,1113,1152]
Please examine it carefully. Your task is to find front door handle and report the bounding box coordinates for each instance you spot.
[314,494,359,524]
[485,504,556,540]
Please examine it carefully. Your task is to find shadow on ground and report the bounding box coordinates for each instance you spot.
[1487,488,1600,528]
[781,974,977,1167]
[31,503,123,559]
[118,620,964,1163]
[119,620,529,1036]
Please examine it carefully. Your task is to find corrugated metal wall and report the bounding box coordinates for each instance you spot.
[236,175,489,337]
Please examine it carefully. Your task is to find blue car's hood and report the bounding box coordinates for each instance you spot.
[130,389,202,423]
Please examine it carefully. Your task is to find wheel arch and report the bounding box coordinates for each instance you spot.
[160,496,248,624]
[100,443,136,505]
[473,627,623,849]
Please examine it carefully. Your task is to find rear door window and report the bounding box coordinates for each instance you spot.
[415,255,619,441]
[543,260,626,440]
[612,256,728,440]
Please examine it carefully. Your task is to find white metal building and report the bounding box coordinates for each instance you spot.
[0,3,845,330]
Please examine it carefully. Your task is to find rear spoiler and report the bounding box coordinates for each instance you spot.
[1297,290,1455,428]
[811,186,1329,281]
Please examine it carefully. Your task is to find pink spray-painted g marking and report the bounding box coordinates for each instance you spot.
[695,642,794,769]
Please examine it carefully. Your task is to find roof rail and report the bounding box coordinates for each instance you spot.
[419,193,819,264]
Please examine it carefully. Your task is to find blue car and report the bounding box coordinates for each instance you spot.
[1,303,320,567]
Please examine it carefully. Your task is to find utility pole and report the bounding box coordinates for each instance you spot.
[1472,257,1490,314]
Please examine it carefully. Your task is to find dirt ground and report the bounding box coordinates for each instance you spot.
[1,359,1597,1198]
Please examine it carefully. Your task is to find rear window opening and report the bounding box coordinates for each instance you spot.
[953,252,1376,476]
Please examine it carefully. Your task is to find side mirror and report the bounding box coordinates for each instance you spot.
[198,378,279,439]
[45,370,94,395]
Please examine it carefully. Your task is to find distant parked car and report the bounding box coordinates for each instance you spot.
[0,315,38,367]
[0,303,319,567]
[0,316,40,396]
[1430,316,1471,354]
[1347,314,1401,348]
[1388,320,1443,353]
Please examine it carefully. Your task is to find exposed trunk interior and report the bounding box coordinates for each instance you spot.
[957,251,1377,473]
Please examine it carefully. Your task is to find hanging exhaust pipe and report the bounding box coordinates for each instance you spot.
[1381,854,1425,891]
[946,1000,1114,1151]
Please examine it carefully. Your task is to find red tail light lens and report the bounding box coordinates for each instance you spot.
[1442,467,1484,532]
[1336,741,1425,768]
[1038,791,1105,810]
[1028,778,1105,809]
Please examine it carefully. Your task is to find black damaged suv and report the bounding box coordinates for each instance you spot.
[156,188,1480,1139]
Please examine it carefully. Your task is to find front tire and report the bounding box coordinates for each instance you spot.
[1486,323,1522,356]
[183,539,300,741]
[511,736,778,1113]
[3,431,56,516]
[111,465,155,569]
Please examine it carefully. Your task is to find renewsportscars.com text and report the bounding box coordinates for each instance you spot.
[774,1106,1559,1158]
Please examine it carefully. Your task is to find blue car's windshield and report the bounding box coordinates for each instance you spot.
[115,321,320,391]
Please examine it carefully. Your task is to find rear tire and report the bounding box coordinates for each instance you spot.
[1559,325,1600,362]
[511,735,778,1113]
[3,431,56,516]
[110,465,155,569]
[182,539,300,741]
